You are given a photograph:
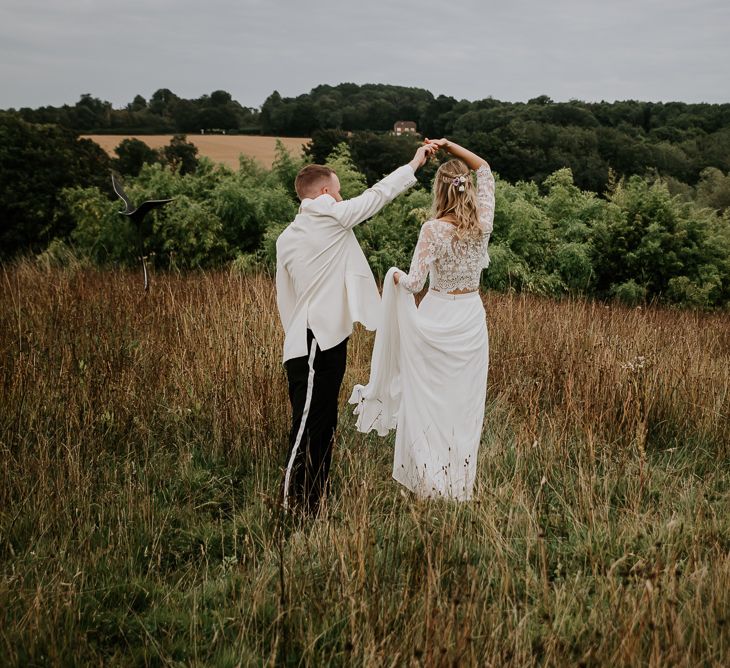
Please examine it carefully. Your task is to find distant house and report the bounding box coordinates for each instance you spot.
[393,121,417,136]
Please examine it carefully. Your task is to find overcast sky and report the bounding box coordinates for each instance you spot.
[1,0,728,110]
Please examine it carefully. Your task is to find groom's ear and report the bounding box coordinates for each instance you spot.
[320,174,335,193]
[321,174,342,201]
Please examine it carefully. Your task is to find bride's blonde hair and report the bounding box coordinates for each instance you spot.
[431,159,481,239]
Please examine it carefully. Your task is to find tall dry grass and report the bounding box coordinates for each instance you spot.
[1,261,728,666]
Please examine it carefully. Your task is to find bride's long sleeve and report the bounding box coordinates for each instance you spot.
[476,164,495,240]
[399,221,436,293]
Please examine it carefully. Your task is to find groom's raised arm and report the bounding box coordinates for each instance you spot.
[332,145,433,230]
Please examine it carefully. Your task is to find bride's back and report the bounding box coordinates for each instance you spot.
[419,218,490,293]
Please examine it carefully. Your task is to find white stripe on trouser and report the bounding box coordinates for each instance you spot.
[282,338,318,509]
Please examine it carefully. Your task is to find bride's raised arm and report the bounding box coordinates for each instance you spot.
[425,137,487,170]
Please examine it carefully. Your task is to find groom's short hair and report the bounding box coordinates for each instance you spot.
[295,164,335,200]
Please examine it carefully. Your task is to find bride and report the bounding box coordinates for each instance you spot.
[349,138,495,500]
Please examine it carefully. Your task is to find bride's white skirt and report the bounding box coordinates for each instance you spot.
[349,267,488,500]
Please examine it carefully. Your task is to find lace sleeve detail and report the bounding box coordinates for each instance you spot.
[399,222,437,293]
[476,164,495,238]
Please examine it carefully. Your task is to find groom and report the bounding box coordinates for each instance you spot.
[275,143,434,513]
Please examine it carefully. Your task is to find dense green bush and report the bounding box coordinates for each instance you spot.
[3,115,726,309]
[0,114,110,258]
[65,152,299,270]
[65,185,136,265]
[593,175,730,306]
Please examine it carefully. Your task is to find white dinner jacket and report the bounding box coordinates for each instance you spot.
[276,164,418,362]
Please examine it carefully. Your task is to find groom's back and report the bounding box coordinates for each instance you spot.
[276,201,380,360]
[276,203,350,296]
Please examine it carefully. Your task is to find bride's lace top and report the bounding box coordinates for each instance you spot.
[399,164,495,293]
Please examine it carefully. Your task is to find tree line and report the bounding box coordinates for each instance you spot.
[10,90,259,135]
[5,83,730,196]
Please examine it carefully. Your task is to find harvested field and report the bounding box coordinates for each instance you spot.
[82,134,310,169]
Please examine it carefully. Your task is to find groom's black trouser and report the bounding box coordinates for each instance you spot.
[282,329,348,514]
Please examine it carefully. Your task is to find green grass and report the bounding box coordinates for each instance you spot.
[1,262,728,666]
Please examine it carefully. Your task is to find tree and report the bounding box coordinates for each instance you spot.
[113,138,159,176]
[324,143,367,199]
[271,139,307,201]
[260,91,283,134]
[420,94,458,137]
[149,88,179,116]
[349,132,421,185]
[130,95,147,112]
[0,114,110,258]
[171,100,199,133]
[696,167,730,213]
[161,135,199,175]
[71,94,111,130]
[528,95,553,106]
[305,129,350,164]
[210,90,233,106]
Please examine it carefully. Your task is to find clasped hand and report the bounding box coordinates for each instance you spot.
[411,138,449,168]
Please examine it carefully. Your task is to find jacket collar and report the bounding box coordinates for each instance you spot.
[298,194,336,215]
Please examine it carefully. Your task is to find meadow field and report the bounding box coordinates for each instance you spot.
[1,261,729,666]
[81,135,310,169]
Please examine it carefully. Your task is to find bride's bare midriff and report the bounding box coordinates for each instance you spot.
[431,287,478,295]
